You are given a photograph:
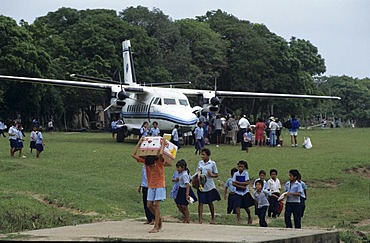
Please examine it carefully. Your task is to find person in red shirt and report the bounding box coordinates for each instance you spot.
[132,137,166,233]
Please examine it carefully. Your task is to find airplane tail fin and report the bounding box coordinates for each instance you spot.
[122,40,136,84]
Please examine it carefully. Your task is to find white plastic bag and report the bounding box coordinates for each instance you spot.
[303,137,313,149]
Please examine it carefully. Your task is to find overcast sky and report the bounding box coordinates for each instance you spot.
[1,0,369,78]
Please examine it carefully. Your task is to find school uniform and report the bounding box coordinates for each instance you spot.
[299,180,307,217]
[175,171,197,205]
[284,180,303,228]
[194,127,204,150]
[171,128,181,149]
[224,177,237,214]
[266,178,281,217]
[16,130,24,149]
[233,170,254,209]
[196,159,221,204]
[30,130,37,151]
[150,127,160,136]
[8,125,18,149]
[253,189,272,227]
[35,131,44,152]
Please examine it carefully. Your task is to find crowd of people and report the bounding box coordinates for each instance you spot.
[132,140,307,233]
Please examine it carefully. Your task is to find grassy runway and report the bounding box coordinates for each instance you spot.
[0,128,369,241]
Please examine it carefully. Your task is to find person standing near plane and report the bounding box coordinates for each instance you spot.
[140,121,150,138]
[238,115,250,151]
[213,114,223,147]
[111,118,117,139]
[194,121,204,155]
[150,121,161,136]
[171,124,181,149]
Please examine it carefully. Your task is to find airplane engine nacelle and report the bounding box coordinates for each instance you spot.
[118,90,130,100]
[201,96,220,113]
[202,104,220,113]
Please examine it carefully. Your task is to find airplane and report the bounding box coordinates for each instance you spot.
[0,40,341,142]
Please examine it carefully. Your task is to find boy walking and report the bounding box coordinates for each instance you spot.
[132,137,166,233]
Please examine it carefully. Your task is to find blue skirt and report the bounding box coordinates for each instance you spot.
[36,144,44,152]
[175,187,198,205]
[197,188,221,204]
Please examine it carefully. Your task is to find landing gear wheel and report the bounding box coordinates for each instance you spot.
[116,128,126,143]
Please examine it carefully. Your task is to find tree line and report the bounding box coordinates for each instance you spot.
[0,6,369,130]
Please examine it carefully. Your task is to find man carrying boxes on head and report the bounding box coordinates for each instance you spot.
[131,136,178,233]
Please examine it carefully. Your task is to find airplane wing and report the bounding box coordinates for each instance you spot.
[0,75,112,90]
[0,75,146,93]
[176,88,341,100]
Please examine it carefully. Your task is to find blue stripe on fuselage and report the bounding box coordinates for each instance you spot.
[123,112,198,126]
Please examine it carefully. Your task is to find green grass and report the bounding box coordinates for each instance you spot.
[0,128,369,242]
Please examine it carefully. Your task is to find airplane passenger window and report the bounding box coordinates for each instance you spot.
[163,98,176,105]
[179,99,188,106]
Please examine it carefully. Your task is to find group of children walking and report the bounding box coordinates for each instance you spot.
[8,120,44,159]
[131,138,307,233]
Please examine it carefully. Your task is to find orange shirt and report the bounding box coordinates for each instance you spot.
[137,157,166,188]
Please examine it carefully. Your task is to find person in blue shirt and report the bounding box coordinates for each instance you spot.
[224,167,238,214]
[253,180,278,227]
[138,165,155,225]
[283,169,303,228]
[174,159,197,223]
[150,121,161,136]
[196,148,221,224]
[139,121,150,138]
[289,114,300,147]
[194,121,204,155]
[232,160,254,224]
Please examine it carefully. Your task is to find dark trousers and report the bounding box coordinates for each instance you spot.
[239,128,247,150]
[142,187,155,222]
[227,193,236,214]
[0,129,5,137]
[284,202,301,228]
[268,192,280,217]
[276,129,281,145]
[300,197,306,217]
[256,206,268,227]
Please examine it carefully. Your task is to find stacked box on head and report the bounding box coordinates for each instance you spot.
[138,136,178,166]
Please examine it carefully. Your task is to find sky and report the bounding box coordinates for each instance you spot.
[1,0,369,79]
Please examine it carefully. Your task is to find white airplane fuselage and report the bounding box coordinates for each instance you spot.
[111,86,198,134]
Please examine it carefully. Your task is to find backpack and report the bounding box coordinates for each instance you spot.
[283,120,292,129]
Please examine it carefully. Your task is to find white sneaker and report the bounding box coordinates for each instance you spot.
[277,144,281,147]
[295,144,298,147]
[20,155,27,159]
[216,145,219,147]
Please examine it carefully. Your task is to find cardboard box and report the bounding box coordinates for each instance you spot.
[163,133,171,141]
[138,137,178,166]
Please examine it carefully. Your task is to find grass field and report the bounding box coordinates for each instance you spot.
[0,128,369,242]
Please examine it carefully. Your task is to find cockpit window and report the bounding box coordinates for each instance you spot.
[163,98,176,105]
[179,99,189,106]
[153,97,160,105]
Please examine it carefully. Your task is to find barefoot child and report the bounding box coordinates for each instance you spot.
[232,160,254,224]
[132,137,166,233]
